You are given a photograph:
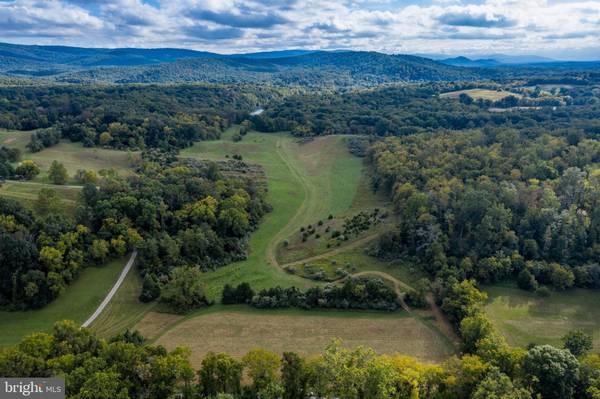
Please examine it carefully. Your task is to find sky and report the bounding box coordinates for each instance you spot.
[0,0,599,60]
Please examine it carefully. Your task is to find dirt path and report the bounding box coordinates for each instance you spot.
[349,270,461,345]
[425,293,461,344]
[82,251,137,328]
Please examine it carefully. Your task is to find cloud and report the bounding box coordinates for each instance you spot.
[0,0,598,59]
[189,9,288,28]
[183,24,245,40]
[437,11,517,27]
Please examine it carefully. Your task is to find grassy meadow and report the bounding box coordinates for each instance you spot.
[179,128,366,299]
[484,284,600,352]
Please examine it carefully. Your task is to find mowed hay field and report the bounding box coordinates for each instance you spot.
[147,307,454,366]
[440,88,522,101]
[484,285,600,351]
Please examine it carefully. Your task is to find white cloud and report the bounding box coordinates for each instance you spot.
[0,0,598,59]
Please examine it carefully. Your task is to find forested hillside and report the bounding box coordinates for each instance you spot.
[252,81,600,136]
[0,85,278,150]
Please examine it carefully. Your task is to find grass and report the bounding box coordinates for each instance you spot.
[0,181,81,213]
[0,129,33,152]
[1,131,137,182]
[25,142,136,181]
[484,284,600,351]
[0,256,129,347]
[145,305,454,367]
[180,129,367,299]
[131,129,456,364]
[440,88,522,101]
[290,246,427,286]
[90,265,155,339]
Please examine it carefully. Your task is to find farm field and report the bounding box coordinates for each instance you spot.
[0,256,130,347]
[440,88,522,100]
[484,284,600,352]
[143,306,454,366]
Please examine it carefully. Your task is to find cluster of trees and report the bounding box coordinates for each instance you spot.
[1,155,269,310]
[224,277,399,311]
[2,319,599,399]
[368,126,600,291]
[0,85,277,150]
[82,158,269,307]
[0,145,20,178]
[0,196,137,309]
[26,127,60,152]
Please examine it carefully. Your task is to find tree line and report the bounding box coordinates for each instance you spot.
[223,277,399,311]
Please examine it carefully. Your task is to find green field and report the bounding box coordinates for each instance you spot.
[1,130,137,182]
[0,256,129,347]
[127,129,457,363]
[91,265,155,339]
[440,88,522,101]
[179,128,366,298]
[0,129,32,152]
[484,284,600,351]
[0,180,81,211]
[25,142,136,181]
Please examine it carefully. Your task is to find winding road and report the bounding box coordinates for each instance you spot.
[82,250,137,328]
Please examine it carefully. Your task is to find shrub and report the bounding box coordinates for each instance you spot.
[536,286,551,297]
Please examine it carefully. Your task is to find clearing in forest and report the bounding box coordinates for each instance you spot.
[484,284,600,352]
[440,88,522,101]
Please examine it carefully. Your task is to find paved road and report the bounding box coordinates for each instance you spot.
[82,250,137,328]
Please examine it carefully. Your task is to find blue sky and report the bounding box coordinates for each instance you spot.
[0,0,599,59]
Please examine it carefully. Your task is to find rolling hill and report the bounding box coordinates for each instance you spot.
[0,42,477,85]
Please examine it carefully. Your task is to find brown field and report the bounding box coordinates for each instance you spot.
[149,307,455,367]
[440,88,522,101]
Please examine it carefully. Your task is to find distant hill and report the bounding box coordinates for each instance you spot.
[439,56,501,68]
[232,50,317,59]
[0,43,477,85]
